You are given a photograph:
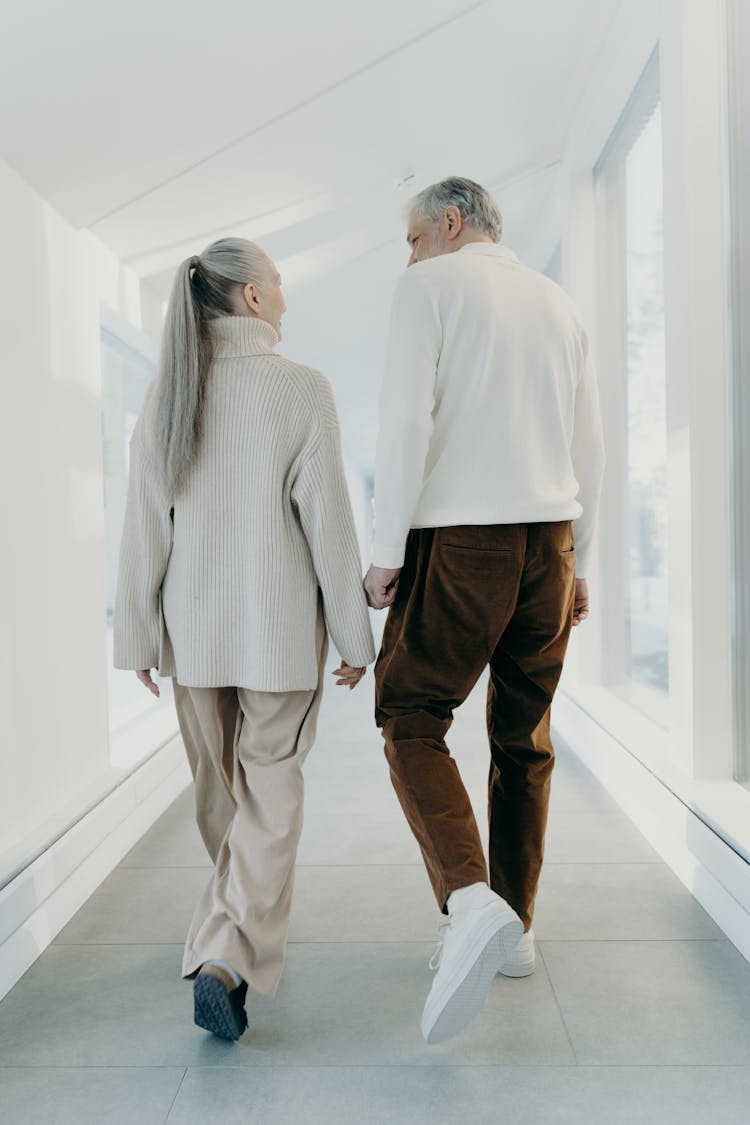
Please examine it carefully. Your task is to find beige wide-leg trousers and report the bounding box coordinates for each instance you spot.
[172,609,328,997]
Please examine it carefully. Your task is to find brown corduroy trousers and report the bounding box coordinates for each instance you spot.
[374,522,576,930]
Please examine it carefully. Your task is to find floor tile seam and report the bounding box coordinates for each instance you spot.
[528,860,665,866]
[48,939,449,947]
[116,863,429,870]
[535,937,728,944]
[3,1063,750,1071]
[146,807,650,819]
[42,937,732,950]
[116,860,668,870]
[541,861,682,869]
[0,1065,191,1071]
[537,943,579,1064]
[163,1067,188,1124]
[118,860,669,869]
[44,939,500,948]
[151,1062,750,1072]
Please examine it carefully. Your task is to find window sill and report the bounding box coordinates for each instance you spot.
[559,679,750,865]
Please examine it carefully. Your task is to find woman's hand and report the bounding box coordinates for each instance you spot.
[331,662,366,691]
[136,669,161,698]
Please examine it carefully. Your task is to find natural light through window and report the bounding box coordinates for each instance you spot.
[624,104,668,697]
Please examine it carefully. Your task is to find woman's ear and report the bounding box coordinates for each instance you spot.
[242,282,261,314]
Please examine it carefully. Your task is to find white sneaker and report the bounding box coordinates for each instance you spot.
[497,927,536,977]
[420,883,524,1044]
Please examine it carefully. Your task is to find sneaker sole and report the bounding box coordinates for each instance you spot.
[422,908,524,1044]
[497,931,536,977]
[497,954,536,978]
[193,974,247,1041]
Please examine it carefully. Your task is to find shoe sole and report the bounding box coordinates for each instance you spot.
[422,907,524,1044]
[497,932,536,977]
[497,955,536,978]
[193,974,248,1041]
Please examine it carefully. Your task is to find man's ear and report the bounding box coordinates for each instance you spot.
[242,282,261,312]
[444,205,463,240]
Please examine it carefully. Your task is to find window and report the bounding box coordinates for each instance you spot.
[595,49,668,725]
[623,104,667,697]
[101,317,174,769]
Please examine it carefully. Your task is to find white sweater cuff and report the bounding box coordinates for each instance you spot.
[371,545,406,570]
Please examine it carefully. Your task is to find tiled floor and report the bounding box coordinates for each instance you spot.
[2,662,750,1123]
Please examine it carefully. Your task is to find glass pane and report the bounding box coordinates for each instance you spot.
[624,105,669,694]
[101,329,173,762]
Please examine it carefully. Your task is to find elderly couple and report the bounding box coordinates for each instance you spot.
[114,176,605,1045]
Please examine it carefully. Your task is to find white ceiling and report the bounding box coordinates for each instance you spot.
[0,0,623,473]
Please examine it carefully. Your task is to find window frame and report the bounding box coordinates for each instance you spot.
[726,0,750,784]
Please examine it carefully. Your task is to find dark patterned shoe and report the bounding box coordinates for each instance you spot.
[193,963,248,1040]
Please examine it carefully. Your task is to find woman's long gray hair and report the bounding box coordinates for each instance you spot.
[153,237,270,495]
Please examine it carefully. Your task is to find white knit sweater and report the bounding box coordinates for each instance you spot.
[113,316,375,691]
[372,243,606,575]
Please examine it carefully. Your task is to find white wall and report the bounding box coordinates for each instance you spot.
[0,156,163,884]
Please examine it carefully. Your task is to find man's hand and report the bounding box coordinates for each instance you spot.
[572,578,589,627]
[331,662,366,690]
[136,669,160,697]
[364,565,401,610]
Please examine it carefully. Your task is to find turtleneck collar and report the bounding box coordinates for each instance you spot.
[209,316,280,358]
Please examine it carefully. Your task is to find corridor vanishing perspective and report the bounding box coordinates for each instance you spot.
[2,655,750,1124]
[3,2,750,1123]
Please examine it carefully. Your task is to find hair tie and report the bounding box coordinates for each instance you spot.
[189,255,200,272]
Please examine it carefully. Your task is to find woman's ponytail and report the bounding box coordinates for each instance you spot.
[151,238,271,495]
[153,257,211,496]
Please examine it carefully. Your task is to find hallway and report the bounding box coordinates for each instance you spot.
[2,658,750,1124]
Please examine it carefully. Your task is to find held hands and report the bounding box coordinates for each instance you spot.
[136,669,160,697]
[363,564,401,610]
[331,662,366,691]
[139,663,364,696]
[572,578,589,626]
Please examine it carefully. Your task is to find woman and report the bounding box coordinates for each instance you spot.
[113,237,375,1040]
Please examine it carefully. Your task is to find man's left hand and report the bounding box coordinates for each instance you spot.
[364,565,401,610]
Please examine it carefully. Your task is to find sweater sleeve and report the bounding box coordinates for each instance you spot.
[291,380,376,669]
[372,268,441,569]
[113,435,173,671]
[570,328,606,577]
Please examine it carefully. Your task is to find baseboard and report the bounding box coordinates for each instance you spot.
[553,691,750,963]
[0,737,191,1000]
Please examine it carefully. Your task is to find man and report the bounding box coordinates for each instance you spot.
[364,176,605,1044]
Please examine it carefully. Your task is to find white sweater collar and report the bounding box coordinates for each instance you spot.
[209,316,280,358]
[457,242,519,264]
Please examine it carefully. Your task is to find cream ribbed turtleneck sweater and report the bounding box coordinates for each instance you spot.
[113,316,375,691]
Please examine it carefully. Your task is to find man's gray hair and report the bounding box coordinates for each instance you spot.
[409,176,503,242]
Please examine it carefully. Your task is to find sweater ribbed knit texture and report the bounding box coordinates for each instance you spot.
[372,242,606,575]
[113,316,375,691]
